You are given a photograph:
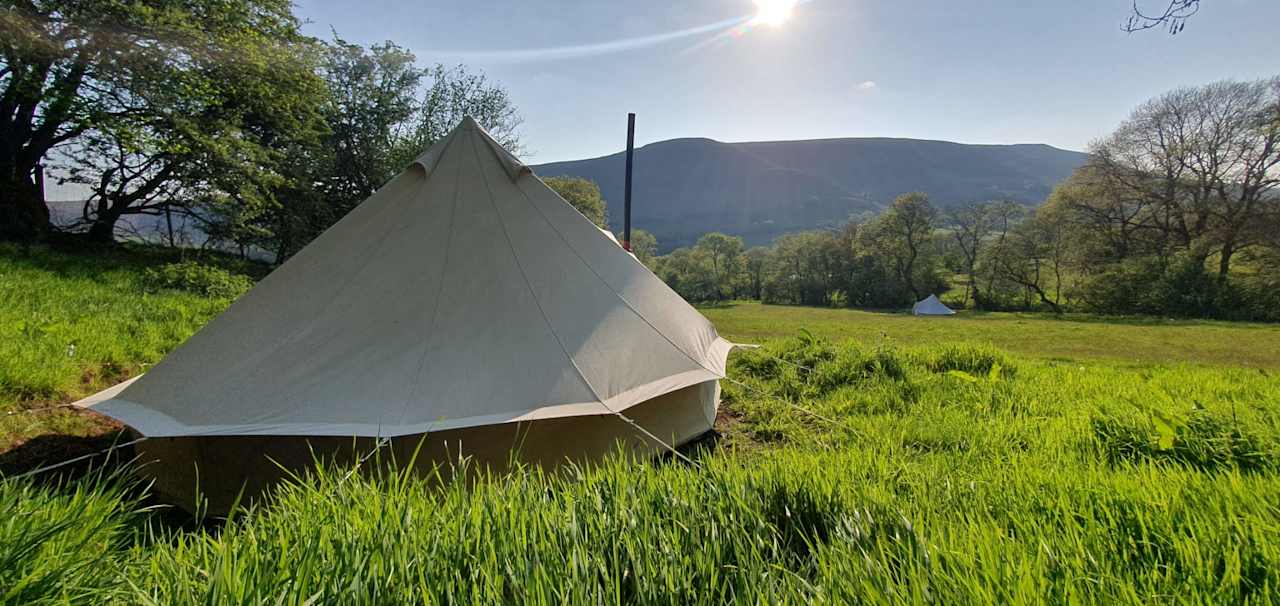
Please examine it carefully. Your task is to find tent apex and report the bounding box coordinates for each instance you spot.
[411,116,528,182]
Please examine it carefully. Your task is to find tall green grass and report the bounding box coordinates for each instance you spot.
[3,246,1280,603]
[0,468,143,603]
[5,446,1278,603]
[0,244,254,449]
[4,337,1279,604]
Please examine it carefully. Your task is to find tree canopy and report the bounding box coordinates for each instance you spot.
[0,5,522,254]
[1,0,327,242]
[206,38,524,259]
[544,176,608,230]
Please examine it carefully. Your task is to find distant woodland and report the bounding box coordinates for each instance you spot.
[640,77,1280,321]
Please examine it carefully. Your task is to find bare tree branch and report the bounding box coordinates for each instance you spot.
[1124,0,1201,34]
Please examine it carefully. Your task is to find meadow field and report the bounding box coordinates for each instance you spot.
[704,302,1280,370]
[3,245,1279,604]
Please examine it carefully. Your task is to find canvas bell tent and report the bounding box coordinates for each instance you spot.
[75,117,733,514]
[912,294,956,316]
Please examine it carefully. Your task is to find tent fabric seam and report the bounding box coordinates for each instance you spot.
[395,144,464,430]
[477,126,530,181]
[185,172,421,413]
[468,134,611,413]
[470,134,685,456]
[409,125,459,175]
[517,173,725,378]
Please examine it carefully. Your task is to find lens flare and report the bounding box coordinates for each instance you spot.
[750,0,798,27]
[421,0,812,64]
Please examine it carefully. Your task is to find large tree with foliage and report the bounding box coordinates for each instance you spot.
[393,64,522,167]
[0,0,326,243]
[986,206,1071,313]
[653,233,749,303]
[319,38,422,209]
[945,200,1022,308]
[256,40,523,259]
[655,245,718,303]
[696,232,745,301]
[314,41,522,211]
[761,231,844,306]
[860,192,940,301]
[1079,77,1280,282]
[743,246,768,300]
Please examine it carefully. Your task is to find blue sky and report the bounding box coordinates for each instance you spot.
[292,0,1280,163]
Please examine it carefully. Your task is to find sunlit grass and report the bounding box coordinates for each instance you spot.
[2,245,1280,603]
[5,337,1278,603]
[702,300,1280,369]
[0,244,258,451]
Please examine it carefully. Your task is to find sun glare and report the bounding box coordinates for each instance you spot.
[750,0,798,27]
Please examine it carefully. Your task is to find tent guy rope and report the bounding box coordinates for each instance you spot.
[12,436,148,480]
[4,404,78,416]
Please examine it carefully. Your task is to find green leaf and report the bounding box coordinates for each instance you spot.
[1151,409,1179,451]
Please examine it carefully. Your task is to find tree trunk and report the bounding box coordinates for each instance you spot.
[0,173,51,241]
[1217,242,1235,283]
[983,269,998,309]
[1025,281,1062,314]
[86,210,122,244]
[165,205,176,247]
[903,256,919,301]
[1037,289,1063,314]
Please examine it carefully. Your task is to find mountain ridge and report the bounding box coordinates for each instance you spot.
[533,136,1088,251]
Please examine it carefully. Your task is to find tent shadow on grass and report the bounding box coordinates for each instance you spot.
[0,428,136,483]
[0,429,223,533]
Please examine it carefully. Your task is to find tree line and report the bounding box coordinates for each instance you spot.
[5,7,1275,321]
[647,76,1280,321]
[1,0,521,259]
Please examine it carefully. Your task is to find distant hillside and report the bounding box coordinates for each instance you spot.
[533,137,1087,250]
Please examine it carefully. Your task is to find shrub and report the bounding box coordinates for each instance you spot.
[732,332,908,403]
[923,343,1016,378]
[1079,257,1164,316]
[1078,253,1280,321]
[1146,254,1222,318]
[141,261,254,300]
[826,290,847,309]
[733,330,838,383]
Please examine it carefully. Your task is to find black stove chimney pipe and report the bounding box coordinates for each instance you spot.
[623,112,635,251]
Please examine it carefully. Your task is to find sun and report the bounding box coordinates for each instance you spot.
[750,0,798,27]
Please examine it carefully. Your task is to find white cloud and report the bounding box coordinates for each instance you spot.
[416,14,749,64]
[857,80,878,91]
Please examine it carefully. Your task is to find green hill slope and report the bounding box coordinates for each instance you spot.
[534,137,1087,250]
